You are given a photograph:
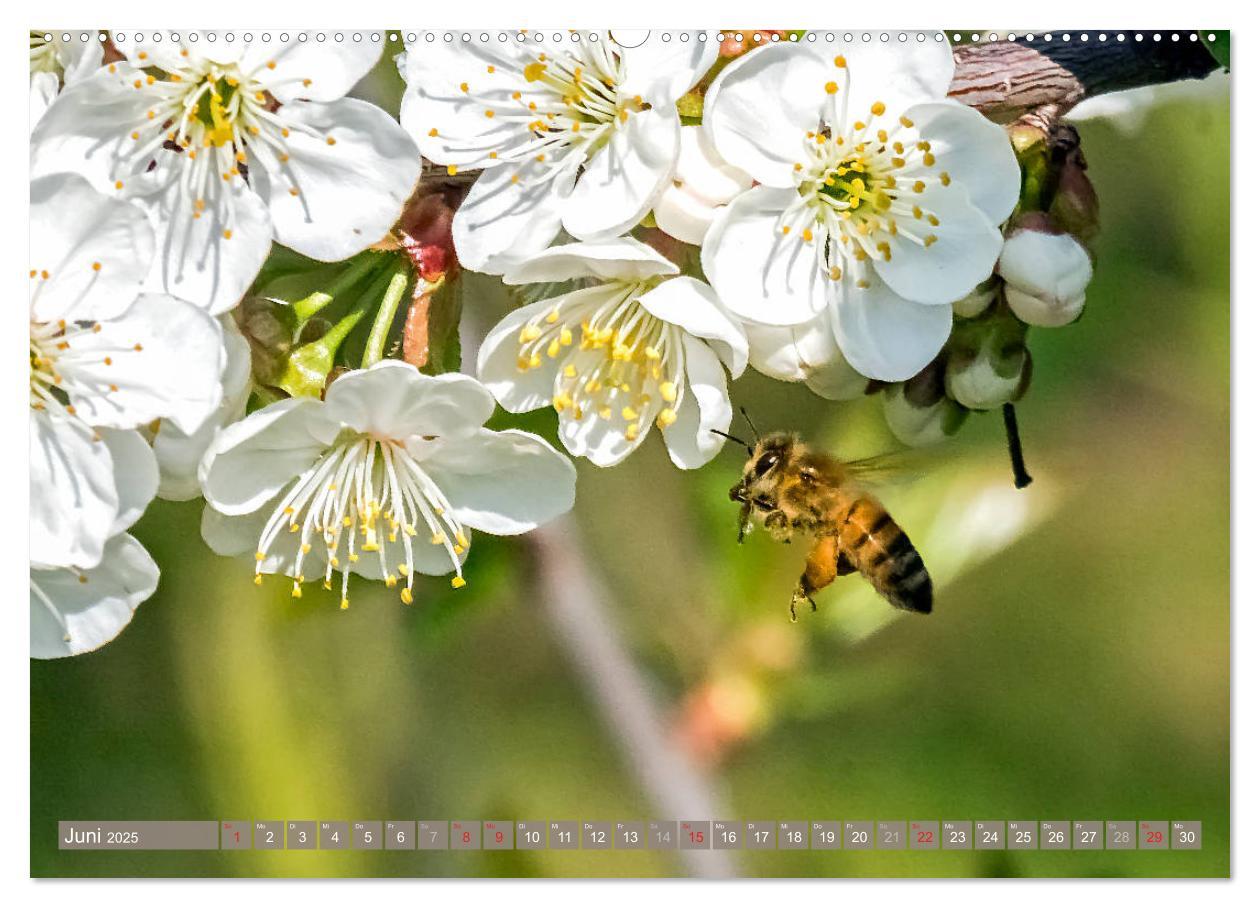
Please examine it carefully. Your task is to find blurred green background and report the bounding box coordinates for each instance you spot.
[31,47,1229,878]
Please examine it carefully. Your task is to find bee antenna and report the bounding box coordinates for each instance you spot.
[740,407,760,439]
[710,429,754,455]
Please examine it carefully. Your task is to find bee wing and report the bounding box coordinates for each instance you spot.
[840,450,930,487]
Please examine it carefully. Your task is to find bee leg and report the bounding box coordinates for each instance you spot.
[789,535,837,621]
[789,584,816,622]
[736,500,753,544]
[764,510,791,543]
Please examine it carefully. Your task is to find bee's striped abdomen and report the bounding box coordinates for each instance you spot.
[837,497,933,614]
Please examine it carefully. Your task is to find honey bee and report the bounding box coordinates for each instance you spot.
[717,419,933,621]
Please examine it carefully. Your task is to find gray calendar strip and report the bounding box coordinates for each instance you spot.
[58,819,1203,851]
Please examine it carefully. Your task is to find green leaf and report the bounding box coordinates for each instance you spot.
[1200,31,1229,71]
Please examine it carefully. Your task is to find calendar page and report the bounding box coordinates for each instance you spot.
[27,23,1231,884]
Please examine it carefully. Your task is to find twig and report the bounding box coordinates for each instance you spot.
[531,518,738,879]
[1002,403,1033,490]
[949,32,1220,120]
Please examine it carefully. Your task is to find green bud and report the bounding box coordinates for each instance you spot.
[946,336,1030,411]
[275,305,370,398]
[953,275,1000,319]
[883,380,968,447]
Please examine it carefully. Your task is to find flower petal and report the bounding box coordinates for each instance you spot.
[398,40,530,169]
[558,409,641,467]
[635,276,748,377]
[200,501,330,580]
[29,64,153,195]
[743,309,867,399]
[30,411,118,569]
[475,297,566,413]
[99,428,158,536]
[258,98,421,261]
[815,34,955,118]
[874,183,1005,304]
[244,40,381,103]
[701,185,827,326]
[29,173,154,324]
[30,533,158,659]
[200,397,334,515]
[833,275,953,382]
[138,175,274,315]
[661,333,732,469]
[618,31,718,103]
[501,237,676,285]
[323,361,496,441]
[452,156,569,274]
[561,105,679,241]
[66,293,225,434]
[154,315,253,501]
[903,101,1020,225]
[29,72,58,131]
[424,429,577,535]
[703,43,827,187]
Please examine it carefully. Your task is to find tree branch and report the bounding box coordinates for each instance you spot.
[949,32,1221,121]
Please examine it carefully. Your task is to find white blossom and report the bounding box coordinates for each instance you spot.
[653,124,752,245]
[29,30,104,128]
[153,314,254,500]
[701,37,1020,381]
[477,238,748,468]
[31,33,421,314]
[199,361,576,607]
[999,226,1092,328]
[31,534,159,659]
[399,32,716,273]
[30,174,225,570]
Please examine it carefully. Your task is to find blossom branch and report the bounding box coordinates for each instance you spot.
[948,33,1221,122]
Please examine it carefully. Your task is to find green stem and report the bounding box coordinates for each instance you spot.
[361,269,412,369]
[292,253,387,322]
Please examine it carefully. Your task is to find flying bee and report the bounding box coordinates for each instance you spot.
[716,417,932,622]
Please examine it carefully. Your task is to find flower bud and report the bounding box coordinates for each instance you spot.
[653,125,753,245]
[1049,144,1101,247]
[953,276,999,319]
[946,338,1031,411]
[883,375,968,448]
[999,217,1092,328]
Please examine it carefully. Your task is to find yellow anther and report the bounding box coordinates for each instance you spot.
[254,575,263,586]
[659,381,678,402]
[523,62,547,82]
[924,234,938,247]
[450,577,467,589]
[940,172,952,186]
[447,164,458,176]
[829,265,842,281]
[900,116,915,128]
[834,55,847,67]
[656,408,678,428]
[401,588,414,604]
[825,81,838,94]
[340,598,350,610]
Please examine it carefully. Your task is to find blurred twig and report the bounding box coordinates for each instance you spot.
[531,518,738,879]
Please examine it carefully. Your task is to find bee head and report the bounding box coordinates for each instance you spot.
[727,432,796,509]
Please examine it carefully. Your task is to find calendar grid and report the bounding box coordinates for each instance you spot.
[56,819,1202,852]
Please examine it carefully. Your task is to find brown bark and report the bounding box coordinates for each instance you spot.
[949,32,1221,121]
